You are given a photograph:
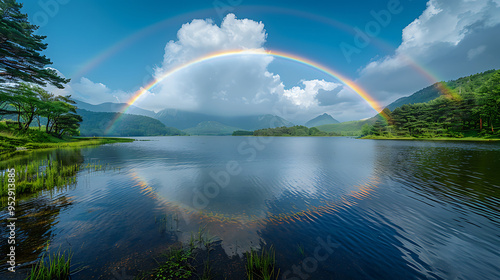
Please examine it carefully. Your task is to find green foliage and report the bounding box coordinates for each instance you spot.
[366,70,500,138]
[0,0,69,87]
[253,125,339,136]
[386,70,498,111]
[315,113,386,136]
[245,246,278,280]
[2,158,81,197]
[77,109,186,136]
[232,130,254,136]
[153,247,194,280]
[1,83,82,137]
[138,227,217,280]
[26,249,72,280]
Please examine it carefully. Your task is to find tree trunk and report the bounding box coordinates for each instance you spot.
[24,114,33,130]
[36,116,41,131]
[17,111,22,130]
[480,117,483,130]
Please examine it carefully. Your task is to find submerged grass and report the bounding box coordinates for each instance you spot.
[0,160,78,197]
[26,249,72,280]
[245,246,279,280]
[139,227,216,280]
[0,158,116,199]
[152,246,195,280]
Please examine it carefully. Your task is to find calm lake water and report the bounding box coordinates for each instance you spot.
[1,136,500,279]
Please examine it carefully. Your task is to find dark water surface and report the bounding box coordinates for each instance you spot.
[1,137,500,279]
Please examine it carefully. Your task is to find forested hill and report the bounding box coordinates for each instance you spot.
[364,69,500,138]
[386,69,497,111]
[77,109,186,136]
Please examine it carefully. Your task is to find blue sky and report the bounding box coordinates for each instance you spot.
[18,0,500,122]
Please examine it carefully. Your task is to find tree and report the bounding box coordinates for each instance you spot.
[478,72,500,132]
[361,124,372,136]
[0,0,69,87]
[7,83,42,129]
[0,84,16,118]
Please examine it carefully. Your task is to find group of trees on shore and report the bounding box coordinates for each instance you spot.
[1,84,81,137]
[363,70,500,138]
[0,0,80,137]
[252,125,340,136]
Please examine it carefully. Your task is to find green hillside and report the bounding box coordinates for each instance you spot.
[183,121,242,135]
[364,70,500,139]
[318,70,498,137]
[315,114,384,136]
[78,109,186,136]
[386,69,497,111]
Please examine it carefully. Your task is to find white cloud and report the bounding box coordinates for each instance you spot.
[44,74,130,105]
[136,14,340,120]
[283,80,341,108]
[353,0,500,108]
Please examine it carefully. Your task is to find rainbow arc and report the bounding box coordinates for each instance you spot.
[105,49,388,134]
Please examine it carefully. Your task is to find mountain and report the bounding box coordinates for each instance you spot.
[77,109,186,136]
[305,113,339,127]
[385,84,442,111]
[154,109,293,131]
[315,114,383,136]
[183,121,242,136]
[74,101,294,134]
[74,100,156,118]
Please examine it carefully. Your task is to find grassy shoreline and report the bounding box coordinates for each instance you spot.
[361,135,500,142]
[1,136,134,156]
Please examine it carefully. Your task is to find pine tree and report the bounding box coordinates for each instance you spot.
[0,0,69,87]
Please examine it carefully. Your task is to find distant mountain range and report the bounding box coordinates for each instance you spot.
[183,121,243,136]
[154,109,293,131]
[74,100,156,118]
[77,109,186,136]
[75,100,294,135]
[305,113,339,127]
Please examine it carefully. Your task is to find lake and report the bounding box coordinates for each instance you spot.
[1,136,500,279]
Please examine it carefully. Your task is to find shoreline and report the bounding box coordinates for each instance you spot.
[361,136,500,142]
[0,136,134,157]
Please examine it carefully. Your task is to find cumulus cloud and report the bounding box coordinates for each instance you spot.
[136,14,341,120]
[353,0,500,107]
[70,77,130,104]
[43,68,130,105]
[283,80,341,108]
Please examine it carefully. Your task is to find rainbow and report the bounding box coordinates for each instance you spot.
[105,49,388,134]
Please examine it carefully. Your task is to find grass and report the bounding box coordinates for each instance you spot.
[297,244,305,257]
[135,227,284,280]
[0,157,117,200]
[0,121,133,155]
[1,160,78,197]
[245,246,279,280]
[26,249,72,280]
[139,227,216,280]
[152,246,195,280]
